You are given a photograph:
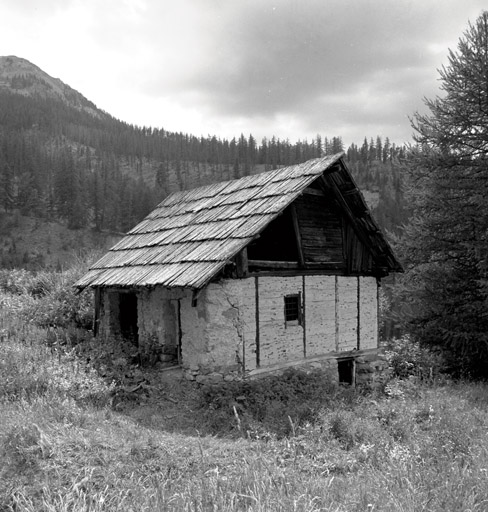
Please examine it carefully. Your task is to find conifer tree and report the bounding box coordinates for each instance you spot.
[396,11,488,376]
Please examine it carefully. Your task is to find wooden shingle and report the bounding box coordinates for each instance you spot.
[75,153,402,290]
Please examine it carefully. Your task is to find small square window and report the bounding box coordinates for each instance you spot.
[284,293,302,325]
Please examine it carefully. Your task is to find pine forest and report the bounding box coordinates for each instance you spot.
[0,74,407,244]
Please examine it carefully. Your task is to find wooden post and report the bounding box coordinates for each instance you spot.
[236,247,248,278]
[93,287,101,337]
[357,276,361,350]
[191,288,202,307]
[302,275,306,357]
[177,299,182,365]
[335,276,339,351]
[255,276,260,368]
[290,204,305,267]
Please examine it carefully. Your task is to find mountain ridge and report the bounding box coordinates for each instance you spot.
[0,55,106,119]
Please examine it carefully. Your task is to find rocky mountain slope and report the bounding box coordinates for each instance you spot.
[0,55,106,118]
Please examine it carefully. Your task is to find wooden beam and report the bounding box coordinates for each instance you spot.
[303,187,325,196]
[191,288,203,307]
[342,188,360,196]
[235,247,248,278]
[248,260,346,272]
[290,204,305,267]
[304,261,345,268]
[248,260,300,269]
[247,268,349,278]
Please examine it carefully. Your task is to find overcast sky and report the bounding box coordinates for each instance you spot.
[1,0,486,146]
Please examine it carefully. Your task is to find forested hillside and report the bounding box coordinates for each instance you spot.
[0,56,407,268]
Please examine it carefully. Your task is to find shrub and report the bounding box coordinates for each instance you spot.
[0,269,32,295]
[383,336,447,380]
[0,328,115,405]
[199,369,340,437]
[0,251,100,330]
[328,410,382,450]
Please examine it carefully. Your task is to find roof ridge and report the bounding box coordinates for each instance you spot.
[156,153,344,207]
[75,152,402,291]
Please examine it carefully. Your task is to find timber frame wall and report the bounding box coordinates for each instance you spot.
[232,274,378,376]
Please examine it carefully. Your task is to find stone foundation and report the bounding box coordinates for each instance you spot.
[183,349,390,387]
[355,351,391,388]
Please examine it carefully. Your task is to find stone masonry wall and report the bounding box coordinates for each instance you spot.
[355,351,391,388]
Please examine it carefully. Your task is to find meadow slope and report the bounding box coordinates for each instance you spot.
[1,265,488,511]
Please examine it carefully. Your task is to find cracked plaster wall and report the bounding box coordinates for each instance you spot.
[98,274,379,383]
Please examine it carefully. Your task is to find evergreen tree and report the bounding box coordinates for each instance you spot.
[315,134,322,157]
[395,11,488,377]
[382,137,391,163]
[331,136,344,155]
[0,147,15,211]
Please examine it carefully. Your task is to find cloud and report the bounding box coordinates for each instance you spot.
[134,3,430,129]
[1,0,487,145]
[134,0,486,143]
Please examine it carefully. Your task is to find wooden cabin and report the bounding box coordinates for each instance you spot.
[75,153,402,385]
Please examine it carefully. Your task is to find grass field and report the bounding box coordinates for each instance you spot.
[1,266,488,511]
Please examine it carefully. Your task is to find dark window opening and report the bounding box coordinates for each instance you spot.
[247,207,299,262]
[338,358,355,385]
[284,293,302,326]
[119,292,138,346]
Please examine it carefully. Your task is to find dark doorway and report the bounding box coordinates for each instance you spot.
[160,299,182,367]
[338,358,355,385]
[119,292,138,345]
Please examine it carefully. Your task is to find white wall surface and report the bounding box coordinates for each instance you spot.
[359,276,378,350]
[304,275,336,355]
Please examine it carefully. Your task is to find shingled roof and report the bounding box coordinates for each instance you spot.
[75,153,402,290]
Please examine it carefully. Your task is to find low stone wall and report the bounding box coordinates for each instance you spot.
[183,350,391,387]
[183,364,242,384]
[355,352,391,388]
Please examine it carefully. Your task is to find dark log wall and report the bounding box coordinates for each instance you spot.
[344,223,374,273]
[243,185,379,276]
[294,194,344,263]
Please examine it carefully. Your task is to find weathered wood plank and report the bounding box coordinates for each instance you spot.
[249,260,300,269]
[235,247,248,278]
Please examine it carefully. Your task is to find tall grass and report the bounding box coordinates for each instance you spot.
[1,264,488,511]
